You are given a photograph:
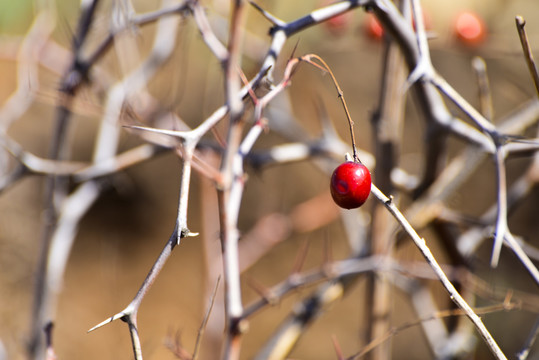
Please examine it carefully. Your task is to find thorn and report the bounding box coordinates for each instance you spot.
[177,228,199,245]
[87,312,126,333]
[123,125,188,139]
[249,1,286,27]
[180,227,199,238]
[332,335,345,360]
[291,239,310,275]
[87,318,112,333]
[490,231,503,268]
[323,236,333,268]
[289,39,300,61]
[238,65,258,105]
[503,290,513,309]
[245,275,278,306]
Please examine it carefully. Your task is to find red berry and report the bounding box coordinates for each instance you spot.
[454,11,486,46]
[364,13,384,40]
[364,12,431,42]
[320,0,352,35]
[330,161,371,209]
[325,12,351,34]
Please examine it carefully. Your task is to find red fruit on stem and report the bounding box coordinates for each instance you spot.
[330,161,371,209]
[454,11,486,46]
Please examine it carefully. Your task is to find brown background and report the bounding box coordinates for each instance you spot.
[1,0,539,359]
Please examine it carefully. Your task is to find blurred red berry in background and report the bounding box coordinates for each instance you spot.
[454,11,487,46]
[364,13,384,40]
[320,0,353,35]
[363,11,431,42]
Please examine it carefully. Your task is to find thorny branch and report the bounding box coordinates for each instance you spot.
[2,0,539,359]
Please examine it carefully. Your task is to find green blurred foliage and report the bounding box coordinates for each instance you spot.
[0,0,33,34]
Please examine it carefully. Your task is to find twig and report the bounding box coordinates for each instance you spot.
[253,279,347,360]
[44,322,57,360]
[366,1,409,353]
[219,1,249,359]
[5,2,539,360]
[515,16,539,98]
[303,54,361,162]
[191,1,228,61]
[491,146,509,267]
[193,276,221,360]
[29,2,98,357]
[472,56,494,121]
[370,184,507,360]
[333,335,345,360]
[350,298,517,360]
[517,316,539,360]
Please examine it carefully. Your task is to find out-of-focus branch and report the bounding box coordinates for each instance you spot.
[517,316,539,360]
[29,1,97,358]
[366,0,408,354]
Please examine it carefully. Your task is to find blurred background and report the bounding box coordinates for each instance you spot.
[1,0,539,359]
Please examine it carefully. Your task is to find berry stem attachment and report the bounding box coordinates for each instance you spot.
[300,54,360,162]
[335,77,360,162]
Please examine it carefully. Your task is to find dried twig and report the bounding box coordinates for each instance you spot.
[370,185,507,360]
[2,1,538,360]
[515,16,539,98]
